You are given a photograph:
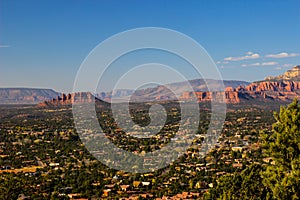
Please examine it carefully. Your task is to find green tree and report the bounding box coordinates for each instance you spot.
[204,164,270,200]
[206,99,300,199]
[261,98,300,200]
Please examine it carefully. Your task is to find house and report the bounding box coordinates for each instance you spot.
[103,189,111,197]
[133,181,141,188]
[232,163,243,168]
[17,194,31,200]
[263,157,275,164]
[92,182,101,186]
[67,193,81,199]
[141,182,151,187]
[49,163,60,167]
[231,146,244,152]
[195,181,207,189]
[120,185,130,192]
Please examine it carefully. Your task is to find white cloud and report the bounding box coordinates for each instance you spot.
[261,61,278,66]
[218,65,237,69]
[241,61,278,67]
[246,51,253,55]
[274,67,282,70]
[224,53,260,61]
[251,62,261,66]
[283,64,293,68]
[265,52,300,58]
[216,61,229,65]
[242,62,260,67]
[0,45,10,48]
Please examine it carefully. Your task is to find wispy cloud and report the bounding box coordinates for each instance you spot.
[262,61,278,66]
[219,51,299,69]
[265,52,300,58]
[241,62,260,67]
[218,65,236,69]
[224,52,260,61]
[216,61,229,64]
[283,63,293,68]
[0,45,10,48]
[241,61,278,67]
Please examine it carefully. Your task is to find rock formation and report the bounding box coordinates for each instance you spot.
[265,65,300,81]
[37,65,300,106]
[179,80,300,103]
[37,92,96,107]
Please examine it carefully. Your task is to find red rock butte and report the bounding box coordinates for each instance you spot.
[180,81,300,103]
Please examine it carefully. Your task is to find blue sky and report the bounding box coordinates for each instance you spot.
[1,0,300,92]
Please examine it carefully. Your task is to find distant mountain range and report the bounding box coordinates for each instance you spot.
[0,80,249,104]
[96,79,250,102]
[0,88,59,104]
[1,65,300,105]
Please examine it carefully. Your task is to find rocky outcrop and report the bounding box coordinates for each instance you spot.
[179,65,300,103]
[180,81,300,103]
[181,89,241,103]
[37,92,96,107]
[243,81,300,100]
[245,81,300,92]
[266,65,300,81]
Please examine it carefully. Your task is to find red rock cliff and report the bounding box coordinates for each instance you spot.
[37,92,96,107]
[180,81,300,103]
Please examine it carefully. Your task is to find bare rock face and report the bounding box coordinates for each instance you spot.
[225,91,241,103]
[37,92,96,107]
[180,81,300,104]
[180,89,241,103]
[246,81,300,92]
[265,65,300,81]
[179,65,300,103]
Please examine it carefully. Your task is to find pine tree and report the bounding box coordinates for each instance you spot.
[261,98,300,199]
[206,99,300,199]
[204,164,269,200]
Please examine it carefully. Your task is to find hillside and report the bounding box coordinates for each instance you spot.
[265,65,300,81]
[97,79,250,102]
[0,88,59,104]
